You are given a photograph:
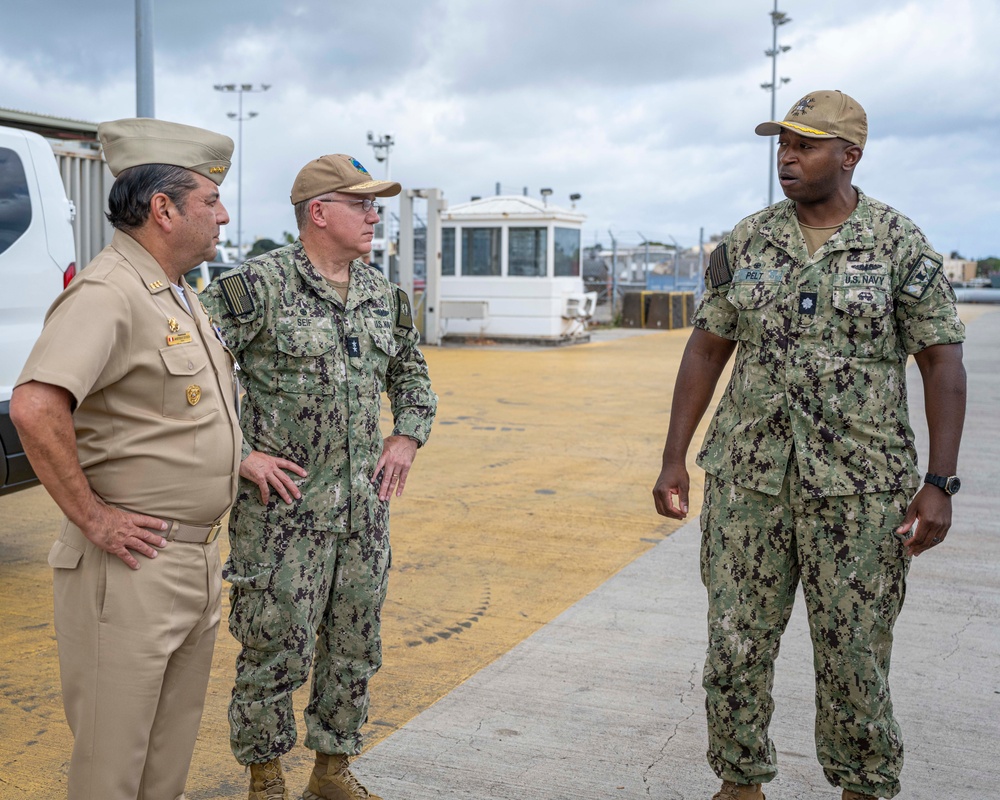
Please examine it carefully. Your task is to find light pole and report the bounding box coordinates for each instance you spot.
[667,234,681,291]
[366,132,395,272]
[761,1,791,206]
[214,82,270,259]
[366,131,395,179]
[135,0,155,117]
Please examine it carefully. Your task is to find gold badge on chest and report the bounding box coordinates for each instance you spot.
[186,385,202,406]
[168,317,180,333]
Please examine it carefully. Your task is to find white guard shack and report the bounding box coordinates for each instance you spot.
[437,195,596,343]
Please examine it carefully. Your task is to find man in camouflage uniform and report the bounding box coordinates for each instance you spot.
[201,154,437,800]
[652,91,966,800]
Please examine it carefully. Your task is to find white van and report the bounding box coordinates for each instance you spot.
[0,124,77,494]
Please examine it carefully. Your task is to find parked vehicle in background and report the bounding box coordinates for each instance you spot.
[0,124,77,495]
[184,260,236,293]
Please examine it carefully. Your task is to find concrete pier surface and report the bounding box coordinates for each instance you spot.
[0,306,996,800]
[354,307,1000,800]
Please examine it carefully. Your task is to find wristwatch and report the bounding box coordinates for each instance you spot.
[924,473,961,495]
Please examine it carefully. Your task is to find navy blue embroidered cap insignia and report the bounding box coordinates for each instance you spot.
[790,96,815,116]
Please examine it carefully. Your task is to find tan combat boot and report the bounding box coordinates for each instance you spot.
[301,753,382,800]
[249,758,289,800]
[843,791,878,800]
[712,780,766,800]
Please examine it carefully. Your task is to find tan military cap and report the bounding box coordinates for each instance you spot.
[755,90,868,149]
[290,154,401,204]
[98,118,235,185]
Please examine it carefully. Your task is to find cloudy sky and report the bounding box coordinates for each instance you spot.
[2,0,998,258]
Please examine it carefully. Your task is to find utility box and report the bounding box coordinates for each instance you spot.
[621,292,644,328]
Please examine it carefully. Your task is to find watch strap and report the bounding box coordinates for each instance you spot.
[924,472,960,495]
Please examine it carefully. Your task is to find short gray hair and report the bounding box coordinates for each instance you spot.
[294,194,338,233]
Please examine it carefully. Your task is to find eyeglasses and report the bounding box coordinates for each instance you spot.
[317,198,381,215]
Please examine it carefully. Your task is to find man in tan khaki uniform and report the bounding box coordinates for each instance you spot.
[11,118,242,800]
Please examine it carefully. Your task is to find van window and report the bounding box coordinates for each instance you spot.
[0,147,32,255]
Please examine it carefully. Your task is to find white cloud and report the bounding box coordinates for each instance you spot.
[1,0,997,256]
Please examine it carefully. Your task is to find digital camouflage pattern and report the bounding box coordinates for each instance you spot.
[225,523,389,762]
[200,242,436,763]
[201,242,436,534]
[692,189,964,797]
[700,464,909,799]
[694,189,965,499]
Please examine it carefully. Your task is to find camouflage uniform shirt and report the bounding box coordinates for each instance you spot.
[694,189,965,498]
[201,242,436,532]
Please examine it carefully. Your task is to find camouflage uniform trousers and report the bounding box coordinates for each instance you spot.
[224,509,390,765]
[699,457,911,799]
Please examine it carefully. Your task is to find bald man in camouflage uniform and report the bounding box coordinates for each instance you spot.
[202,154,436,800]
[652,91,966,800]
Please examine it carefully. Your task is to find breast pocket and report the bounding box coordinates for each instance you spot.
[347,322,396,395]
[830,280,894,359]
[726,280,781,346]
[159,343,218,420]
[275,322,338,395]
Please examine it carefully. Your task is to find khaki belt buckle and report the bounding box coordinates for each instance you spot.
[205,522,223,544]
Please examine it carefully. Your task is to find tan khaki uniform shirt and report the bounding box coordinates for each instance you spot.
[17,230,241,523]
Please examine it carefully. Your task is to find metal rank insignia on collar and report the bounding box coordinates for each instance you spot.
[148,280,164,290]
[168,317,180,333]
[186,385,202,406]
[167,332,193,346]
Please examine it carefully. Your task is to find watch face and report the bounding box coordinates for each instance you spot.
[946,477,961,495]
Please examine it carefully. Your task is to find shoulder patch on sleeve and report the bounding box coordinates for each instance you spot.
[218,272,256,320]
[900,252,942,301]
[395,287,413,329]
[707,243,732,289]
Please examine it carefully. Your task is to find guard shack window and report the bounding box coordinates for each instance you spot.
[461,227,501,276]
[508,227,547,277]
[0,148,32,255]
[441,227,455,276]
[554,227,581,277]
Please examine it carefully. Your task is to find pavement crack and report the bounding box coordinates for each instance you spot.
[641,661,701,796]
[942,615,975,661]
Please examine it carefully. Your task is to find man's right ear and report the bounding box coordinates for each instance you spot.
[148,193,174,231]
[308,199,328,228]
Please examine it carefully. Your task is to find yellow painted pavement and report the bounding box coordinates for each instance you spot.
[0,325,728,798]
[2,302,990,797]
